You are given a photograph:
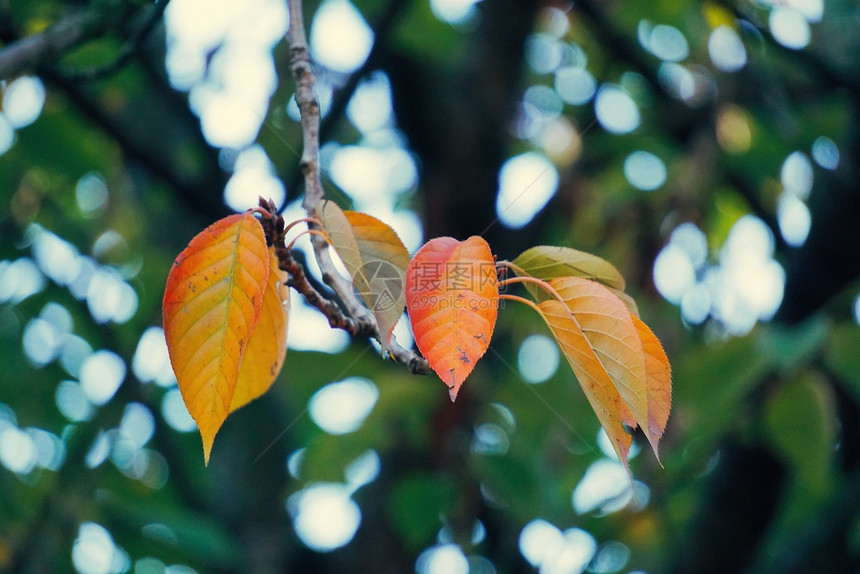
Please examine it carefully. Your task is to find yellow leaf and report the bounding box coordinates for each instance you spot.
[317,200,410,347]
[610,289,641,318]
[632,316,672,461]
[230,246,290,413]
[162,213,269,465]
[536,277,649,472]
[537,298,633,472]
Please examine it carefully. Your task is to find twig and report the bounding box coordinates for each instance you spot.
[258,197,431,374]
[0,8,105,80]
[286,0,377,320]
[54,0,171,82]
[283,1,430,374]
[713,0,860,95]
[280,0,409,201]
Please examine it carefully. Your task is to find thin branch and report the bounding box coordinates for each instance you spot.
[281,0,409,199]
[0,7,105,80]
[713,0,860,95]
[285,0,369,319]
[499,274,568,308]
[287,0,323,213]
[54,0,171,82]
[283,1,430,375]
[258,197,431,375]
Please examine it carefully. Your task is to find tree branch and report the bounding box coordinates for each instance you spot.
[280,0,409,199]
[285,0,380,329]
[715,0,860,96]
[282,1,430,374]
[260,161,430,384]
[0,7,106,80]
[54,0,171,83]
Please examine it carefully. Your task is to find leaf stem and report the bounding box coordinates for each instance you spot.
[283,216,321,236]
[248,205,274,219]
[499,275,568,308]
[286,229,330,251]
[495,259,529,278]
[499,293,543,314]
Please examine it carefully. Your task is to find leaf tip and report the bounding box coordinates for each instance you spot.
[199,422,222,467]
[202,434,214,466]
[645,432,665,467]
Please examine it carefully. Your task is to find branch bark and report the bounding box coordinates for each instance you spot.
[276,4,432,373]
[0,7,106,80]
[54,0,171,82]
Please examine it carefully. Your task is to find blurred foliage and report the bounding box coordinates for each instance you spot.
[2,0,860,573]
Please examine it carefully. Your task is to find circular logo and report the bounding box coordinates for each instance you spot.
[354,259,404,312]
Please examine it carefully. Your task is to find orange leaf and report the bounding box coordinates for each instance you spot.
[405,236,498,400]
[230,246,290,413]
[631,315,672,460]
[536,277,648,472]
[162,213,269,464]
[316,200,409,347]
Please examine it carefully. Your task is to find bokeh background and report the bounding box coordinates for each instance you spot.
[2,0,860,572]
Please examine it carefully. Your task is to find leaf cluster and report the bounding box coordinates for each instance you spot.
[163,201,671,472]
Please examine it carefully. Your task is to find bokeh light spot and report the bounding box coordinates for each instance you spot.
[708,26,747,72]
[80,350,126,406]
[554,67,597,106]
[648,24,689,62]
[416,544,469,574]
[777,193,811,247]
[0,113,14,155]
[430,0,480,24]
[56,380,95,422]
[594,86,640,134]
[162,389,196,432]
[310,0,373,73]
[653,244,695,305]
[2,75,46,128]
[811,136,839,170]
[769,7,810,49]
[780,151,813,199]
[224,145,285,212]
[495,152,559,228]
[572,459,631,514]
[76,172,110,215]
[72,522,129,574]
[623,150,667,191]
[288,483,361,551]
[517,334,560,383]
[309,377,378,434]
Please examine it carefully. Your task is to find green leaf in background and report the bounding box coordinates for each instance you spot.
[757,318,828,372]
[764,371,836,498]
[388,473,456,550]
[823,323,860,397]
[672,334,771,465]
